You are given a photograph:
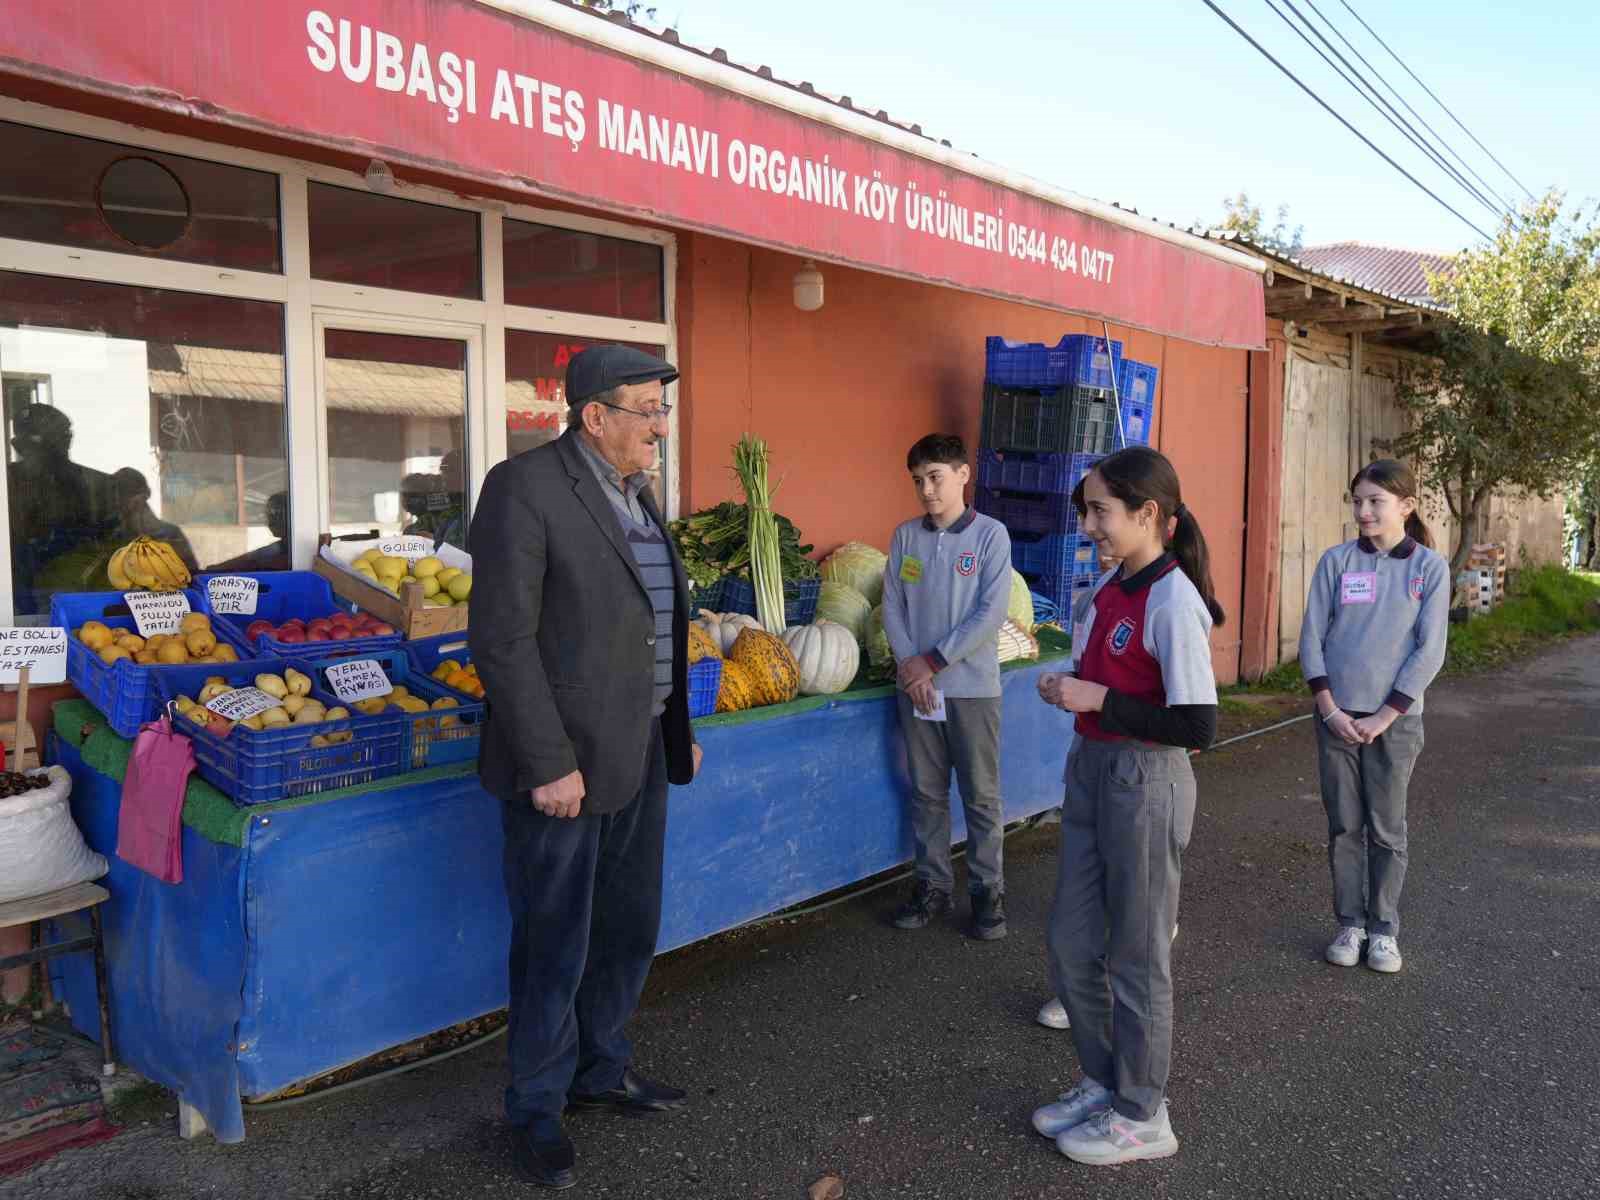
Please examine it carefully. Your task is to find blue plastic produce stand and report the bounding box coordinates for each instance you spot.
[51,658,1072,1142]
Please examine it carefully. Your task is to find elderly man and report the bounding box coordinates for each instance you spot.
[470,345,702,1190]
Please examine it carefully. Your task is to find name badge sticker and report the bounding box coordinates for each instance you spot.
[899,556,924,585]
[1340,571,1378,605]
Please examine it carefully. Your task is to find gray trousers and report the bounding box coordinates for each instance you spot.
[896,694,1004,895]
[1048,739,1195,1122]
[1316,714,1424,938]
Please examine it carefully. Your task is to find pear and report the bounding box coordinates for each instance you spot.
[284,668,312,697]
[254,673,289,699]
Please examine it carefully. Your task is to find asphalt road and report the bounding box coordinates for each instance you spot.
[9,637,1599,1200]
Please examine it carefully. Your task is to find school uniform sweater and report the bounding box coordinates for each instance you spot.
[1298,535,1450,715]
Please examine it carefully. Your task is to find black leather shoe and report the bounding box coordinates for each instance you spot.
[511,1119,576,1190]
[568,1067,687,1116]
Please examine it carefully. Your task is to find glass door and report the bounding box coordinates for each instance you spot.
[312,316,477,552]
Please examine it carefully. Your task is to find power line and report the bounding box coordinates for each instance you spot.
[1200,0,1493,241]
[1266,0,1510,224]
[1337,0,1536,201]
[1302,0,1522,217]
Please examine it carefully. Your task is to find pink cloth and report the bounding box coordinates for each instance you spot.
[115,716,195,884]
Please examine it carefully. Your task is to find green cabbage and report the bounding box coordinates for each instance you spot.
[866,604,893,677]
[821,542,888,606]
[1009,569,1035,631]
[816,581,872,644]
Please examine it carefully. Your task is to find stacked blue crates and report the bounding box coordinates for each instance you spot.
[975,336,1159,610]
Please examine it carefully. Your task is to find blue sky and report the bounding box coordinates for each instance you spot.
[662,0,1598,254]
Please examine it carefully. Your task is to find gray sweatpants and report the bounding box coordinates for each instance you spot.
[1048,738,1195,1122]
[1315,714,1424,938]
[896,694,1004,895]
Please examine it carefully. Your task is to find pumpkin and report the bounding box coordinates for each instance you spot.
[781,620,860,695]
[696,608,761,655]
[997,618,1039,664]
[687,622,721,663]
[727,627,801,706]
[815,580,872,645]
[715,659,761,713]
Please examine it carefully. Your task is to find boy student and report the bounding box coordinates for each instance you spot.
[881,434,1014,940]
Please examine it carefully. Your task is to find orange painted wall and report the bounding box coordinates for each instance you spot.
[676,234,1252,682]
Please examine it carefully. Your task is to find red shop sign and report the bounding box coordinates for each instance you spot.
[0,1,1265,347]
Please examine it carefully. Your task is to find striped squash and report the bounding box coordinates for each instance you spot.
[728,627,801,707]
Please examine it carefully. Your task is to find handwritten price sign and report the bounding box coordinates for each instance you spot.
[206,575,260,615]
[125,591,191,637]
[0,627,68,685]
[204,686,280,722]
[325,658,394,704]
[378,537,433,561]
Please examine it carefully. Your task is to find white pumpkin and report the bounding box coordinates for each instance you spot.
[782,620,861,695]
[697,609,762,656]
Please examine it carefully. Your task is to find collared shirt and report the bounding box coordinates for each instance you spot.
[1070,553,1217,743]
[1298,534,1449,715]
[574,431,653,526]
[881,505,1013,699]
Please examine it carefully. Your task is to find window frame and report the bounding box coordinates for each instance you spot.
[0,97,677,624]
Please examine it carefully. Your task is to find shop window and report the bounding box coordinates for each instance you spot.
[0,271,289,621]
[323,329,468,549]
[308,183,482,300]
[504,221,663,321]
[0,121,282,272]
[504,330,665,467]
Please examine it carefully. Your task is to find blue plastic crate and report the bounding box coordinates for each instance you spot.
[985,335,1124,389]
[405,632,475,692]
[196,571,403,660]
[687,657,723,718]
[975,487,1078,537]
[296,648,485,771]
[718,575,821,627]
[1116,360,1158,446]
[153,658,406,805]
[976,449,1075,494]
[1011,532,1100,580]
[51,588,232,738]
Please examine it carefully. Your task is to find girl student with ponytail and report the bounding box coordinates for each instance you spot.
[1299,460,1448,976]
[1029,447,1221,1168]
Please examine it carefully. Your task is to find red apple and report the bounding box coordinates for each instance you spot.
[368,622,396,636]
[246,620,273,640]
[206,715,234,739]
[329,627,353,640]
[307,618,333,635]
[306,629,330,642]
[277,627,306,643]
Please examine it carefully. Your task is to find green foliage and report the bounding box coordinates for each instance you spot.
[1392,193,1600,569]
[1206,191,1304,256]
[1443,567,1600,673]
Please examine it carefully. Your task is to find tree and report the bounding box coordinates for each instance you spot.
[1205,191,1305,256]
[1391,192,1600,572]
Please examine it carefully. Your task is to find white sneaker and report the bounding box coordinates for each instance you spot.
[1325,925,1367,967]
[1036,997,1071,1030]
[1056,1102,1179,1166]
[1031,1076,1113,1138]
[1367,935,1402,973]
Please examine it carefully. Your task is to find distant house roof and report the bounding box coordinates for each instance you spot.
[1296,242,1455,305]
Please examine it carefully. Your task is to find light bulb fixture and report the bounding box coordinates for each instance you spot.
[365,159,397,194]
[793,259,824,312]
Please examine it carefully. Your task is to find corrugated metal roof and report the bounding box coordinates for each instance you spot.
[1296,243,1455,305]
[1186,230,1452,314]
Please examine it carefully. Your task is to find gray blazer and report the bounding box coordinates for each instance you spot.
[468,429,697,812]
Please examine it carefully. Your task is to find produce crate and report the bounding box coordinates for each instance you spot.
[313,541,468,640]
[982,385,1124,455]
[153,659,406,805]
[1066,389,1119,455]
[687,657,722,719]
[197,571,403,660]
[1121,398,1155,447]
[1010,532,1100,581]
[405,633,475,694]
[977,449,1077,494]
[51,588,229,739]
[1116,359,1159,446]
[985,334,1124,389]
[718,575,821,627]
[975,487,1079,537]
[296,649,485,771]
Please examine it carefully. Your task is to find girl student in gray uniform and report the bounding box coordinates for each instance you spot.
[1030,447,1221,1168]
[1299,459,1449,975]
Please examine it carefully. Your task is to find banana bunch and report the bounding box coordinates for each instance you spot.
[108,537,192,591]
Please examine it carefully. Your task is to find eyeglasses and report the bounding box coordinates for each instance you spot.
[594,400,672,421]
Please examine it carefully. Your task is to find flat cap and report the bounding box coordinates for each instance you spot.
[565,344,679,405]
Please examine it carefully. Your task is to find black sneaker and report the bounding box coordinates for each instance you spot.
[969,886,1007,940]
[891,879,951,929]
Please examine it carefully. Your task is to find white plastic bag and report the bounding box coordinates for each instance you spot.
[0,765,108,903]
